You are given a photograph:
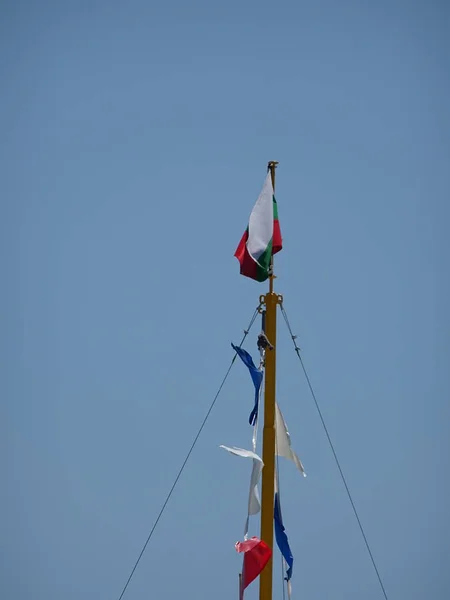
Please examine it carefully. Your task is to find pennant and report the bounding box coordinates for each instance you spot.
[232,343,263,425]
[275,402,306,476]
[274,492,294,581]
[235,537,272,598]
[220,446,263,538]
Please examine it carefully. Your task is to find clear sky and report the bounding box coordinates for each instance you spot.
[1,1,449,599]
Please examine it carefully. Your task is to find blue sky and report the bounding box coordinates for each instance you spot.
[1,1,449,599]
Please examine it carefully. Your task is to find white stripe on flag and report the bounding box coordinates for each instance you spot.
[247,172,274,262]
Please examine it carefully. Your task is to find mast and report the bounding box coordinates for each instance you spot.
[259,160,280,600]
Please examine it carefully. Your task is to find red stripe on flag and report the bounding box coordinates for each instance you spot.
[273,219,282,255]
[234,230,258,280]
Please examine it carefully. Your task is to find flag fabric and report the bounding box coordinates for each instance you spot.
[231,344,263,425]
[274,492,294,581]
[234,172,282,282]
[275,402,306,476]
[236,536,272,599]
[219,445,263,538]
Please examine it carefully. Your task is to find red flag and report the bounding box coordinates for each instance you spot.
[235,537,272,598]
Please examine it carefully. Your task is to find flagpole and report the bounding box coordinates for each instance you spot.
[259,160,280,600]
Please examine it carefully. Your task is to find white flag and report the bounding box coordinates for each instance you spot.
[220,445,264,537]
[275,403,306,477]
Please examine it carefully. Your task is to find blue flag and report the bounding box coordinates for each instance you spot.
[274,492,293,581]
[231,344,263,425]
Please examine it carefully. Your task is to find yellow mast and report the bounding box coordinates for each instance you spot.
[259,161,280,600]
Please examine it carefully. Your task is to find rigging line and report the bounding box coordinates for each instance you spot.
[275,450,286,600]
[280,555,286,600]
[279,305,389,600]
[116,305,261,600]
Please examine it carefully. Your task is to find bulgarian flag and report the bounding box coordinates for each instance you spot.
[234,172,282,282]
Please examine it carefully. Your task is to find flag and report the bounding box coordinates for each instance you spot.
[234,172,282,282]
[274,492,294,581]
[235,537,272,598]
[232,344,263,425]
[220,445,263,538]
[275,402,306,476]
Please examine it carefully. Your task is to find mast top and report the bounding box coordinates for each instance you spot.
[267,161,278,294]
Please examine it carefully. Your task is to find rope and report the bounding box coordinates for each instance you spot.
[275,451,287,600]
[279,304,389,600]
[116,305,261,600]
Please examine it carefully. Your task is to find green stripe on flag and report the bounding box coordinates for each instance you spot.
[255,239,273,282]
[273,196,279,220]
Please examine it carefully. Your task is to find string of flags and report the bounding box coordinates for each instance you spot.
[221,338,306,598]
